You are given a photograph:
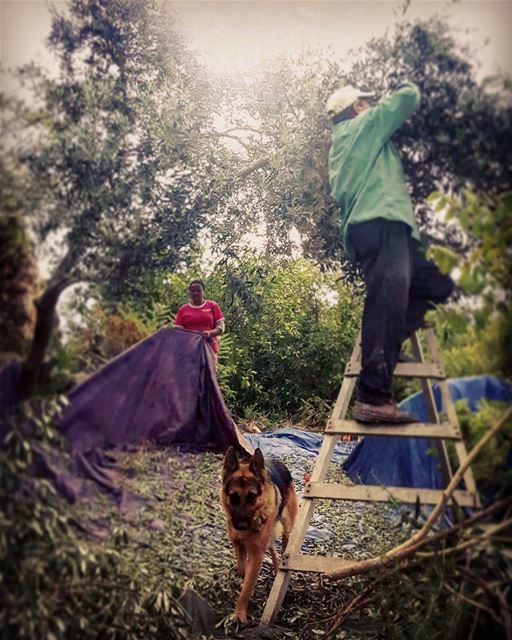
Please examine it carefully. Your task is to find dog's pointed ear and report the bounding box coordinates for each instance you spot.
[249,448,265,476]
[223,446,239,479]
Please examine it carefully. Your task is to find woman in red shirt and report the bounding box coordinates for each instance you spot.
[174,280,225,356]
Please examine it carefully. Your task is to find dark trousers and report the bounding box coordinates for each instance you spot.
[349,220,454,405]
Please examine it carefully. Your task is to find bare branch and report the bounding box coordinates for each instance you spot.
[220,126,262,136]
[212,132,251,152]
[392,404,512,555]
[282,88,301,123]
[415,516,512,559]
[236,155,271,180]
[443,582,499,621]
[324,577,382,639]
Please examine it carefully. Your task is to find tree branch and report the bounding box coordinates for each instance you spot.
[282,88,301,123]
[212,132,251,152]
[19,250,80,399]
[232,115,307,181]
[415,516,512,559]
[235,155,271,179]
[221,126,262,136]
[324,577,382,638]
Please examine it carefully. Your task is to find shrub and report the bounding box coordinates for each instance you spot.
[456,399,512,497]
[0,398,188,639]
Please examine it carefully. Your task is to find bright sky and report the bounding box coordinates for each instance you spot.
[1,0,512,96]
[174,0,512,79]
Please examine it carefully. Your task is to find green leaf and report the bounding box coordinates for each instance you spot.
[426,246,459,274]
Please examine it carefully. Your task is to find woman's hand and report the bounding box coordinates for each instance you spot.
[201,330,212,338]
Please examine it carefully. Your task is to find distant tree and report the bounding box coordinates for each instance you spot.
[6,0,218,396]
[214,18,512,266]
[0,165,39,359]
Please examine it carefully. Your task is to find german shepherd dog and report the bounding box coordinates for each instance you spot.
[220,446,298,623]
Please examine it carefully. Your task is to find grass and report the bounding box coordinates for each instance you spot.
[72,444,414,638]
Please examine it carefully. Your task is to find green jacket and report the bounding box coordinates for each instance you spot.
[328,82,421,258]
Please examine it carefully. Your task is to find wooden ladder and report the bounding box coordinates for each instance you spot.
[261,326,480,624]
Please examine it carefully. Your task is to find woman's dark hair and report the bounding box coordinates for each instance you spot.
[188,279,205,290]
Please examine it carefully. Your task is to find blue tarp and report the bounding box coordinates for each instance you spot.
[243,377,511,492]
[243,427,354,465]
[233,377,511,540]
[343,376,512,489]
[243,428,356,541]
[243,427,356,487]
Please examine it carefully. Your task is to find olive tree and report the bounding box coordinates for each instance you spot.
[211,18,512,266]
[7,0,218,396]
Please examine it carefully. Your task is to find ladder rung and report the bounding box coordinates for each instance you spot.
[281,553,351,574]
[327,419,461,440]
[260,327,480,626]
[344,361,445,379]
[304,482,477,507]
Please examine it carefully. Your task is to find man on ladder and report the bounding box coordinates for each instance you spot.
[327,79,454,424]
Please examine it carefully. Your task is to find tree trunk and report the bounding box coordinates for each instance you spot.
[18,251,77,399]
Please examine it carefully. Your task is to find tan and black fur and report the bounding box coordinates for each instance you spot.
[220,446,298,623]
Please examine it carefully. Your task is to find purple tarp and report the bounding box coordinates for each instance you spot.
[60,327,247,454]
[0,328,248,507]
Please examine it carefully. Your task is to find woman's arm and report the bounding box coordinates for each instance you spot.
[202,302,225,337]
[203,318,225,338]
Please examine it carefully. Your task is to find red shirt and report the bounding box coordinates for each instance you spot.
[174,300,224,352]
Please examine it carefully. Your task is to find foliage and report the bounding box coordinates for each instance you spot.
[456,399,512,497]
[65,304,153,373]
[0,398,189,639]
[296,395,334,431]
[349,559,469,639]
[214,332,239,406]
[10,0,218,304]
[210,18,512,265]
[433,312,505,380]
[429,190,511,300]
[207,258,362,421]
[0,167,39,355]
[428,189,512,378]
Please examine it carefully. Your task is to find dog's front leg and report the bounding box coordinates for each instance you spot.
[234,543,265,623]
[268,540,279,574]
[232,539,246,578]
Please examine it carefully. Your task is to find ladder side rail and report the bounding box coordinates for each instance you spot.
[262,327,481,625]
[409,331,453,485]
[261,336,361,624]
[424,329,479,499]
[259,435,339,623]
[330,331,361,421]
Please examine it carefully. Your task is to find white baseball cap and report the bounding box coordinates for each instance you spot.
[326,86,374,117]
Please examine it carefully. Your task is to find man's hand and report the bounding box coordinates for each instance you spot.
[385,71,400,91]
